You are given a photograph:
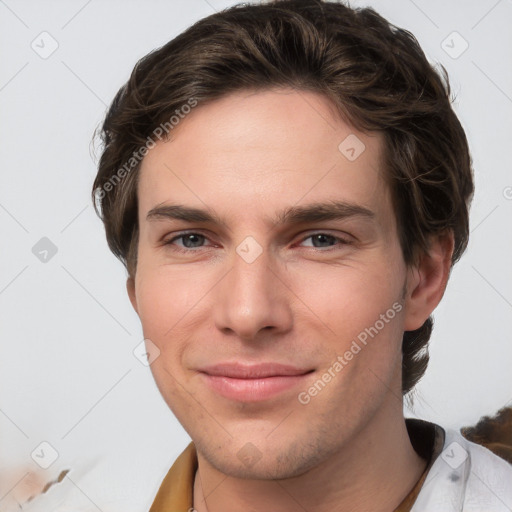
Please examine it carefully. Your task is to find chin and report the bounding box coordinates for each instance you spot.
[197,435,331,481]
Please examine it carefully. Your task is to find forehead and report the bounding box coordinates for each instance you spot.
[137,89,392,230]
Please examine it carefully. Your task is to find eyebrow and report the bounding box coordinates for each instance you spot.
[146,200,375,227]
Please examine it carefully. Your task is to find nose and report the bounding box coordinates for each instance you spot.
[212,242,293,341]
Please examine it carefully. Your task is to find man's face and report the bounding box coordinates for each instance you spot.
[129,89,413,478]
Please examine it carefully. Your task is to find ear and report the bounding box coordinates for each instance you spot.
[126,276,138,315]
[403,230,454,331]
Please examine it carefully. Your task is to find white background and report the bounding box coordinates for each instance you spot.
[0,0,511,510]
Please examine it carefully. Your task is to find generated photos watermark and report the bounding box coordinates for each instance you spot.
[95,97,198,200]
[298,301,403,405]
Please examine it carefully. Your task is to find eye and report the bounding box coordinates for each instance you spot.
[298,233,352,249]
[163,232,212,251]
[162,231,352,254]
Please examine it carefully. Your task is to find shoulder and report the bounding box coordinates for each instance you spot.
[411,424,512,512]
[459,430,512,510]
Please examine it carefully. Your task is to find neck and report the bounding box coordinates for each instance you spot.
[193,399,427,512]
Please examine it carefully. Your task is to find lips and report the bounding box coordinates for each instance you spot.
[200,362,312,378]
[198,363,314,402]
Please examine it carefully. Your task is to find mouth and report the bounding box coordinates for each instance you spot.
[198,363,314,402]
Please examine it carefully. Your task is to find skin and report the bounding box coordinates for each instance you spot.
[127,88,454,511]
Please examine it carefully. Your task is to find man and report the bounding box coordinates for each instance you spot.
[92,1,512,511]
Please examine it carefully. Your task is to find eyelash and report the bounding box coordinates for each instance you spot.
[162,231,353,254]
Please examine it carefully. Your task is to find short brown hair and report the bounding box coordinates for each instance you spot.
[92,0,474,395]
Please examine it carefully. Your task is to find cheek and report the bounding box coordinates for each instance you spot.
[289,260,405,398]
[133,269,205,411]
[135,264,207,335]
[290,261,404,340]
